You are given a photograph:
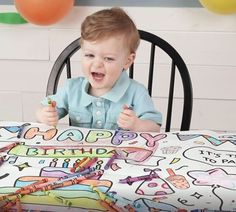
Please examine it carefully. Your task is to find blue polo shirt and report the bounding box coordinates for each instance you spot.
[42,71,162,130]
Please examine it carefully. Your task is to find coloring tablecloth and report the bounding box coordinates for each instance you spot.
[0,121,236,211]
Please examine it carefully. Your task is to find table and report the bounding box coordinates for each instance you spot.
[0,121,236,211]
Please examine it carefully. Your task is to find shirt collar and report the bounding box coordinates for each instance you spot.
[102,71,130,102]
[80,79,94,107]
[81,71,130,106]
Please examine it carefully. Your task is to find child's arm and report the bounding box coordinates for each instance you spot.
[36,103,59,127]
[117,105,161,132]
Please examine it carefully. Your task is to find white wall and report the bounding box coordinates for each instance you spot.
[0,5,236,132]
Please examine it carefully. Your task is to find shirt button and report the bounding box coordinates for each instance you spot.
[96,111,102,116]
[76,116,80,121]
[96,101,102,107]
[96,120,102,127]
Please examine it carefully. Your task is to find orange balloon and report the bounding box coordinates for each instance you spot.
[15,0,74,25]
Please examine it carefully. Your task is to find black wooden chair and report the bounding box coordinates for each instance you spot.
[46,30,193,132]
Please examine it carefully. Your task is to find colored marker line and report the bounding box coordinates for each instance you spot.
[104,153,118,170]
[119,172,159,184]
[44,191,72,207]
[17,123,30,138]
[0,142,20,153]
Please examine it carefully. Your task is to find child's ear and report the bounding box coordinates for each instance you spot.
[124,53,136,70]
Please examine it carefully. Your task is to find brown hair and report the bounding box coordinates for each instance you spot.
[80,7,140,53]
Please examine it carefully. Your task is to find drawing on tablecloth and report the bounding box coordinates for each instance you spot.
[0,122,236,211]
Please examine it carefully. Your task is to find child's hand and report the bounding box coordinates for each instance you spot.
[117,104,138,131]
[36,103,58,127]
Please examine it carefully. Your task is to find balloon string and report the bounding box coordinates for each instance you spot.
[0,12,27,24]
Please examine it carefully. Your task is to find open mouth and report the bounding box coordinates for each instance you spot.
[91,72,105,81]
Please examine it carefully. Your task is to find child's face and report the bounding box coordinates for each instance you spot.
[81,35,135,96]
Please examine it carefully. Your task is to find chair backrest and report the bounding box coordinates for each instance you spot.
[46,30,193,132]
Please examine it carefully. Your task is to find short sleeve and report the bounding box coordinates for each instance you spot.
[133,86,162,126]
[41,80,71,119]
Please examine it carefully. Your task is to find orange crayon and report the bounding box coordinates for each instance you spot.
[109,201,125,212]
[99,200,118,212]
[71,157,89,172]
[77,157,98,172]
[16,197,23,212]
[48,97,56,108]
[0,142,20,153]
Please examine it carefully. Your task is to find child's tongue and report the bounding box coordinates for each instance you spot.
[92,72,105,80]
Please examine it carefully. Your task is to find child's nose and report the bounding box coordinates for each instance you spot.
[92,57,104,68]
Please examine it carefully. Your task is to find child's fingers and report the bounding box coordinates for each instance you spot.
[122,104,134,115]
[48,117,58,123]
[122,104,130,110]
[42,105,58,124]
[119,112,129,121]
[46,112,58,119]
[118,113,133,128]
[43,105,57,113]
[122,104,133,110]
[122,109,135,116]
[117,120,127,130]
[46,115,58,126]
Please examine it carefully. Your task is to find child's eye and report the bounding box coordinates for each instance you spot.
[84,54,94,58]
[104,57,115,62]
